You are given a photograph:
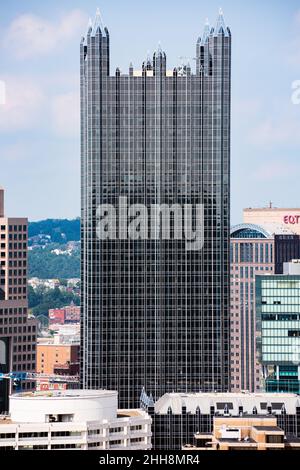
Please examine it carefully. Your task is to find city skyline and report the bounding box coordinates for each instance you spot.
[2,2,300,458]
[1,0,300,221]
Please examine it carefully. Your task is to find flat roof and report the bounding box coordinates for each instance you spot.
[244,208,300,211]
[37,342,79,347]
[154,392,300,415]
[117,410,143,418]
[10,389,117,400]
[0,417,12,425]
[194,433,213,439]
[252,426,283,432]
[218,438,256,444]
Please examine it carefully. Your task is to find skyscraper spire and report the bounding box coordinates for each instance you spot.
[214,7,229,36]
[146,50,152,70]
[92,7,104,35]
[86,17,92,36]
[201,17,211,45]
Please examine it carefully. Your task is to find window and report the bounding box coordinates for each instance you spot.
[110,427,123,434]
[266,434,283,444]
[19,432,48,438]
[288,330,300,337]
[110,440,122,446]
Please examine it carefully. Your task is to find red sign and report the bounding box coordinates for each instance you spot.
[283,215,300,225]
[37,380,67,391]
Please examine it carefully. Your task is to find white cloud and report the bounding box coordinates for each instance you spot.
[51,91,79,137]
[3,10,87,59]
[0,76,44,132]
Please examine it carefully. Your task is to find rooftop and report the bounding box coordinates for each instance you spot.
[252,426,283,432]
[0,416,11,425]
[218,437,256,443]
[11,389,116,400]
[154,391,300,415]
[244,207,300,211]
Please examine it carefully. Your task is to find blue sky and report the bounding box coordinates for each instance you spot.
[0,0,300,222]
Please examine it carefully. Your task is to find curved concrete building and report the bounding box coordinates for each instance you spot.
[0,389,152,450]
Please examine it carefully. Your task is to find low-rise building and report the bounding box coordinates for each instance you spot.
[141,391,300,449]
[48,305,80,325]
[64,304,80,323]
[49,308,65,325]
[183,415,300,450]
[0,389,152,450]
[37,341,79,375]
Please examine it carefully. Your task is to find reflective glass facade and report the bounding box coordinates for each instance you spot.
[256,275,300,393]
[80,12,231,408]
[274,234,300,274]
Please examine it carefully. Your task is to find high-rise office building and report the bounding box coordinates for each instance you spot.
[230,223,274,392]
[81,9,231,408]
[0,188,37,412]
[256,261,300,394]
[274,234,300,274]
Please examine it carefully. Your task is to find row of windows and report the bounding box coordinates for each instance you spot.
[0,234,26,240]
[0,225,26,232]
[0,260,26,267]
[231,242,273,264]
[0,243,26,249]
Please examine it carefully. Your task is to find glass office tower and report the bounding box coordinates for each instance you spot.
[256,269,300,393]
[80,9,231,408]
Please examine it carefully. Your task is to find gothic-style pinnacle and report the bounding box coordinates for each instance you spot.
[86,17,92,36]
[92,7,104,35]
[214,7,229,36]
[201,18,211,45]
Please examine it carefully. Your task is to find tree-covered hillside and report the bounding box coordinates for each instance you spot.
[28,247,80,279]
[28,219,80,279]
[29,218,80,244]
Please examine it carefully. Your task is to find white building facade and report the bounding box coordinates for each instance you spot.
[0,390,152,450]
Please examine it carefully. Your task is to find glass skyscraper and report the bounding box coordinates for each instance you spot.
[80,9,231,408]
[256,266,300,393]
